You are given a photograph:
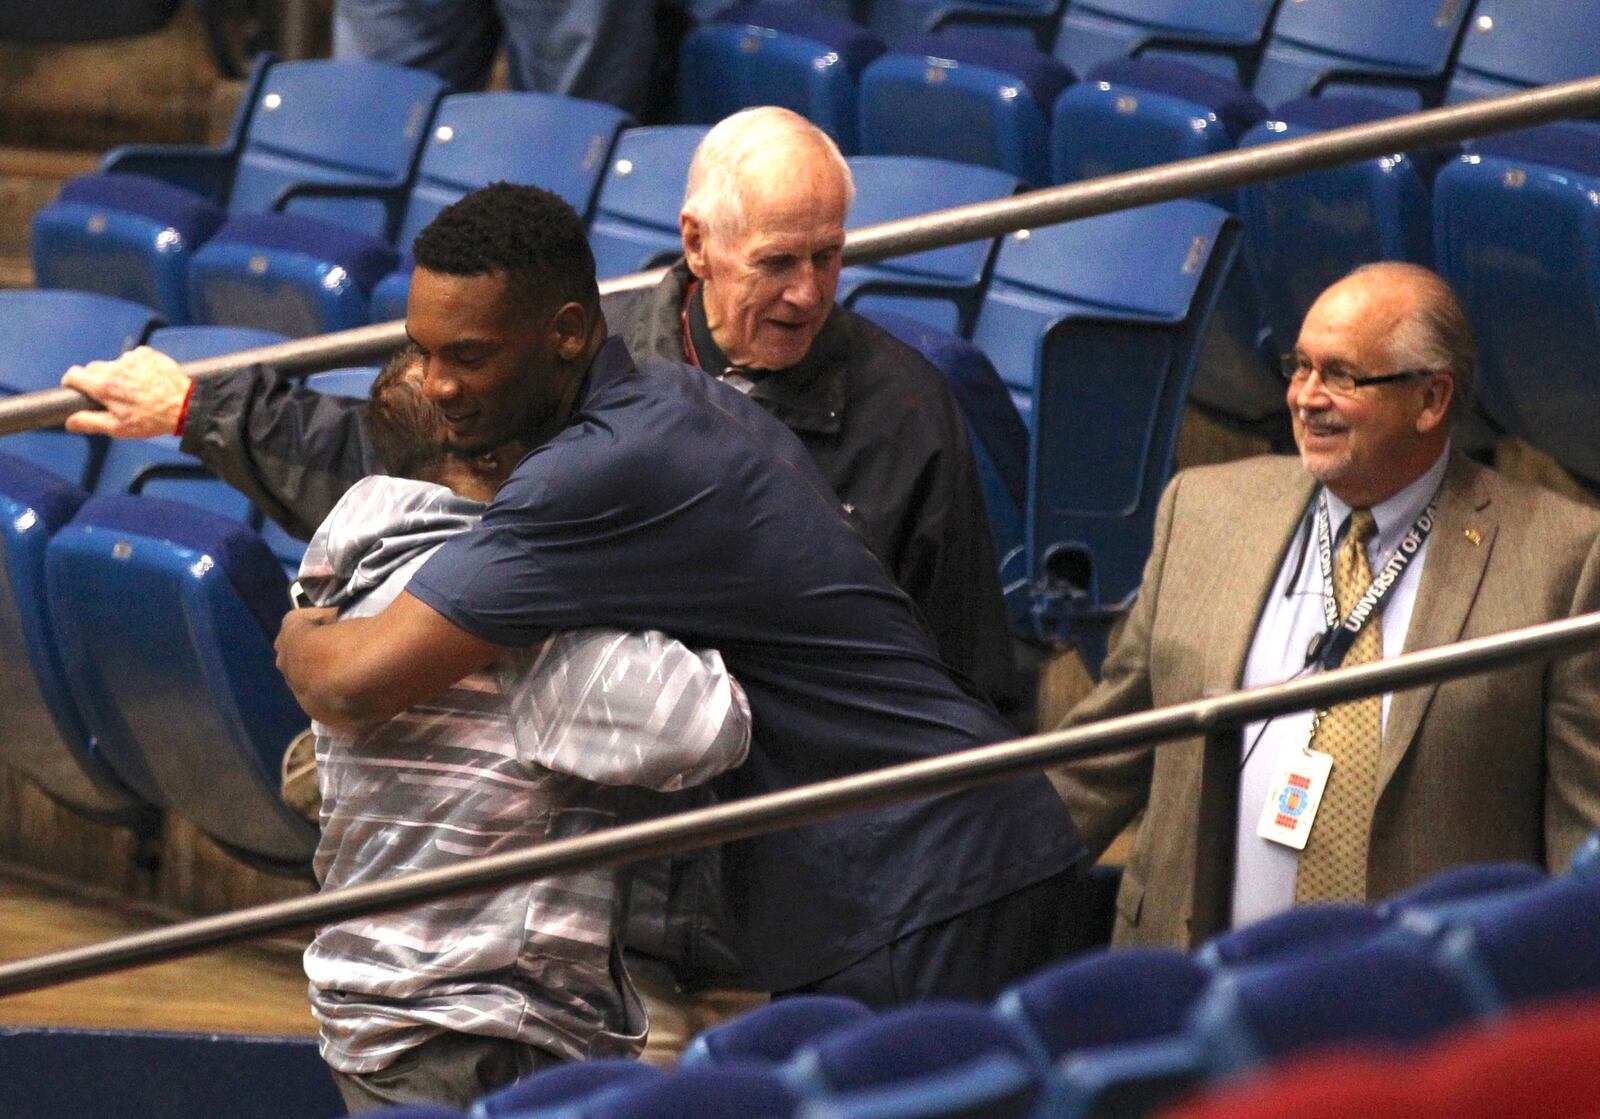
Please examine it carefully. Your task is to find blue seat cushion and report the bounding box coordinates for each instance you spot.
[77,494,289,639]
[1273,94,1459,178]
[56,172,225,245]
[1088,58,1268,142]
[896,31,1074,109]
[1471,121,1600,177]
[716,2,886,69]
[0,452,89,530]
[207,212,399,293]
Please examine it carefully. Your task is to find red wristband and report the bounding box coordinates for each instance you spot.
[173,379,196,436]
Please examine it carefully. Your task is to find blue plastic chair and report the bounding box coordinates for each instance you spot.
[683,996,874,1068]
[1048,0,1282,83]
[46,495,316,872]
[0,453,154,826]
[0,290,162,487]
[1238,95,1446,355]
[678,4,885,154]
[585,1065,798,1118]
[839,156,1019,334]
[786,1003,1041,1119]
[366,92,634,323]
[1194,902,1384,970]
[1042,1034,1207,1119]
[33,57,448,325]
[1249,0,1475,112]
[91,326,289,525]
[1375,861,1547,919]
[1432,875,1600,1013]
[1446,0,1600,106]
[857,31,1072,183]
[1433,124,1600,486]
[967,201,1240,666]
[994,948,1209,1070]
[860,309,1028,606]
[589,125,708,281]
[469,1059,664,1119]
[903,0,1064,48]
[1570,829,1600,877]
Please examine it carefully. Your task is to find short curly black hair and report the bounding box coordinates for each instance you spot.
[411,181,599,315]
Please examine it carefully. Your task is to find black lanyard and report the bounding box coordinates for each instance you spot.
[1309,493,1437,670]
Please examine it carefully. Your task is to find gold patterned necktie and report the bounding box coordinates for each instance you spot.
[1295,507,1381,904]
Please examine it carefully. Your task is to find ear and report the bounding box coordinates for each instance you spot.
[681,211,709,278]
[549,301,591,361]
[1415,371,1455,434]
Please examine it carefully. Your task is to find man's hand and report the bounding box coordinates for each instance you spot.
[61,345,192,438]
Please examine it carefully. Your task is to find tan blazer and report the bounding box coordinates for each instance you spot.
[1050,453,1600,948]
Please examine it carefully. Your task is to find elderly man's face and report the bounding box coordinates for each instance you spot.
[684,148,849,371]
[1288,274,1452,508]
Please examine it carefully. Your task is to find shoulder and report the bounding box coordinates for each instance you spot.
[1163,454,1309,511]
[1458,457,1600,550]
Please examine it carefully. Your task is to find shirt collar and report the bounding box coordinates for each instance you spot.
[1323,443,1450,557]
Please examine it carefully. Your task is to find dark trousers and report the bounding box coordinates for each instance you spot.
[777,868,1112,1008]
[331,1030,560,1113]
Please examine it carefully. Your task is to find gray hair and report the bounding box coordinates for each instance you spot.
[682,106,855,241]
[1350,261,1478,422]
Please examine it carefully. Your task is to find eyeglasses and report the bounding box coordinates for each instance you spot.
[1279,354,1434,396]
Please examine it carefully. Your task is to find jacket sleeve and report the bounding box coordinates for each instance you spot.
[1044,471,1183,861]
[1544,523,1600,868]
[179,363,380,540]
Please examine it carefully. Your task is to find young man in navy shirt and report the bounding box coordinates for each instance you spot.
[277,183,1085,1004]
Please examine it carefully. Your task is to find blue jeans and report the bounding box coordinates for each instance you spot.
[334,0,657,112]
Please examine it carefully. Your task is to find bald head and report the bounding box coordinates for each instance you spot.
[680,108,853,370]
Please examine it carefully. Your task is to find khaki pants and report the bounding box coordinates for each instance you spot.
[331,1030,560,1113]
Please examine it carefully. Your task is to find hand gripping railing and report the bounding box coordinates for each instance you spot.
[1,610,1596,997]
[4,73,1600,436]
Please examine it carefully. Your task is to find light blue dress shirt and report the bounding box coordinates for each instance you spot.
[1230,449,1451,928]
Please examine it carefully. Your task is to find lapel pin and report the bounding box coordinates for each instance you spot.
[1464,528,1482,546]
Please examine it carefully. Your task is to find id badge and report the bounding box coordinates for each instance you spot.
[1256,749,1333,851]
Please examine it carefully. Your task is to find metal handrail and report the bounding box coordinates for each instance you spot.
[1,610,1596,997]
[3,73,1600,436]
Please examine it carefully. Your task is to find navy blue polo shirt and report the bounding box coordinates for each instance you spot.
[409,336,1081,989]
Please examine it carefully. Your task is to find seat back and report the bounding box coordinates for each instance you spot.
[858,32,1072,182]
[1435,876,1600,1011]
[469,1059,664,1118]
[227,59,447,237]
[589,125,708,280]
[1446,0,1600,104]
[1239,95,1442,352]
[0,290,161,486]
[678,4,885,153]
[395,92,632,253]
[46,494,316,870]
[1052,0,1281,82]
[1195,903,1384,970]
[839,155,1019,333]
[1432,125,1600,485]
[682,995,873,1068]
[584,1065,798,1118]
[0,453,150,822]
[1249,0,1474,111]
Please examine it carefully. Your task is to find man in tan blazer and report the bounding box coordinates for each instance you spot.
[1050,262,1600,948]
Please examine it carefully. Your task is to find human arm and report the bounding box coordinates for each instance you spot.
[274,592,504,729]
[62,345,192,438]
[1544,526,1600,868]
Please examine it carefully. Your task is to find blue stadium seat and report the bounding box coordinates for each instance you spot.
[994,948,1209,1070]
[678,4,885,154]
[0,453,153,825]
[1375,862,1547,919]
[967,201,1239,665]
[1050,58,1267,195]
[1446,0,1600,106]
[1194,903,1384,970]
[1047,0,1281,83]
[0,290,161,486]
[1248,0,1475,112]
[33,57,447,325]
[786,1003,1041,1118]
[1432,124,1600,485]
[368,92,634,323]
[1571,829,1600,878]
[1041,1035,1206,1119]
[874,0,1061,46]
[1238,96,1445,356]
[1432,876,1600,1013]
[469,1059,664,1118]
[839,156,1020,334]
[860,310,1028,608]
[683,996,874,1068]
[46,495,316,872]
[91,326,290,525]
[584,1065,797,1118]
[589,125,709,281]
[858,31,1072,182]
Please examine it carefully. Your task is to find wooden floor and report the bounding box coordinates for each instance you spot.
[0,865,316,1036]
